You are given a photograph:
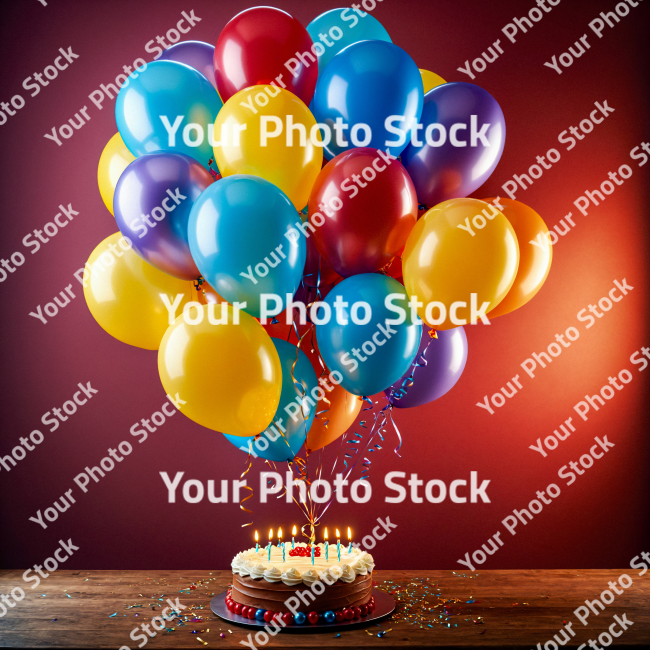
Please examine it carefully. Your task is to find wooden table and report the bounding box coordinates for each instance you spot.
[0,570,647,648]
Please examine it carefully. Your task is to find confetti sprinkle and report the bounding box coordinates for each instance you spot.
[109,613,117,618]
[334,633,341,638]
[220,633,225,638]
[196,638,208,646]
[51,619,57,623]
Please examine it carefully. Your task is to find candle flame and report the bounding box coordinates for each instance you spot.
[347,527,351,540]
[324,527,328,541]
[292,525,297,536]
[278,527,283,540]
[336,528,340,539]
[269,528,273,540]
[254,530,258,542]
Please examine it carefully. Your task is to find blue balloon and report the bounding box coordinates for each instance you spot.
[307,9,391,73]
[188,175,306,318]
[316,274,422,396]
[116,60,222,169]
[311,40,423,159]
[223,338,318,461]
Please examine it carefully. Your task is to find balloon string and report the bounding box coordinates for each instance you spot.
[238,440,255,526]
[388,330,435,404]
[207,158,221,180]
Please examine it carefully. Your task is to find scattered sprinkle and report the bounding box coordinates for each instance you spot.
[109,613,117,618]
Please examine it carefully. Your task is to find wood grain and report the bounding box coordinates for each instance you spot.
[0,569,647,648]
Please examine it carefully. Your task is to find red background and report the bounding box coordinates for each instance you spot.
[0,0,648,570]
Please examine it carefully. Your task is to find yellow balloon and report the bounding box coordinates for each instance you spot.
[402,198,519,330]
[213,85,322,209]
[419,69,446,94]
[482,198,553,319]
[158,304,282,436]
[83,232,195,350]
[97,133,135,215]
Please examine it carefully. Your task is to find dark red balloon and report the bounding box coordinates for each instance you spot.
[308,148,418,277]
[303,235,341,287]
[214,7,318,105]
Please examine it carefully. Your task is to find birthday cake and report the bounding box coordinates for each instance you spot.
[226,542,375,624]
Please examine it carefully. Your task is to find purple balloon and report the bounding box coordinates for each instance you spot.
[385,326,467,408]
[114,153,213,280]
[158,41,217,89]
[401,82,505,207]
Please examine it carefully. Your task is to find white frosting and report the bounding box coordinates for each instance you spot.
[350,557,368,576]
[301,568,319,586]
[249,563,267,580]
[232,543,373,585]
[281,567,302,586]
[263,566,282,583]
[338,564,356,583]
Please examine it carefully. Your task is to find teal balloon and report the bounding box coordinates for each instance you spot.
[115,60,222,169]
[307,8,391,73]
[223,339,318,462]
[316,274,422,396]
[188,175,306,318]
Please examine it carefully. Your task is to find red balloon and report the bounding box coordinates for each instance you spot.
[308,148,418,277]
[214,7,318,105]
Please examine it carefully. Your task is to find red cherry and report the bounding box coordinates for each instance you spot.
[263,610,274,623]
[237,604,246,616]
[308,611,319,624]
[335,610,345,623]
[367,601,376,613]
[282,612,294,625]
[360,604,368,616]
[352,607,361,619]
[226,600,234,612]
[344,608,354,620]
[247,608,257,620]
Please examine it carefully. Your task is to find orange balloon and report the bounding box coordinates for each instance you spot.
[483,198,553,318]
[306,384,363,452]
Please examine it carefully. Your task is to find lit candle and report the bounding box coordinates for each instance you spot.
[336,529,341,562]
[254,530,259,553]
[348,527,352,553]
[311,542,315,566]
[278,528,284,562]
[292,525,296,549]
[324,528,329,561]
[268,528,273,562]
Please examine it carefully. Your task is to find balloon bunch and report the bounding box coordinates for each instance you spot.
[90,7,553,517]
